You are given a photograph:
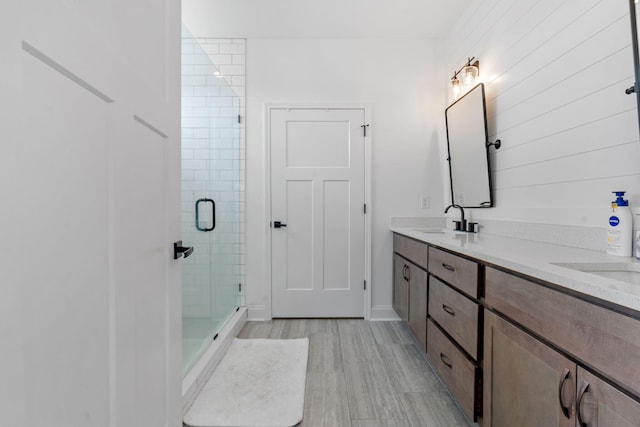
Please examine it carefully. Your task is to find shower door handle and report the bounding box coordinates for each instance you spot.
[173,240,194,259]
[195,198,216,232]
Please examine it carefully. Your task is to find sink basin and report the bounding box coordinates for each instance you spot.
[552,262,640,285]
[413,228,473,236]
[413,228,446,234]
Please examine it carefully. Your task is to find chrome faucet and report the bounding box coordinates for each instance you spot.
[444,204,466,231]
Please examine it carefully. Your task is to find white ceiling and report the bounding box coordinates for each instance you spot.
[183,0,474,39]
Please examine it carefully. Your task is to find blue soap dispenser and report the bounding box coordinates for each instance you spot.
[607,191,632,257]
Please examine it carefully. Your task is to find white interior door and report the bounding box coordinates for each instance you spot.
[0,1,181,426]
[270,108,366,318]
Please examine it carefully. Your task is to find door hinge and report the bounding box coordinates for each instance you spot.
[237,114,242,124]
[363,203,367,214]
[238,283,242,293]
[361,124,370,137]
[363,280,367,290]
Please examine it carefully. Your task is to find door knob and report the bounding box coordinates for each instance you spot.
[174,241,194,259]
[273,221,287,228]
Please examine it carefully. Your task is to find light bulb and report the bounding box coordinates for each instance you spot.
[451,77,461,100]
[462,64,479,88]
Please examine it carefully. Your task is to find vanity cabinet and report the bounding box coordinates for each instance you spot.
[392,230,640,426]
[407,263,428,351]
[393,234,428,350]
[427,318,479,420]
[428,246,479,298]
[484,310,576,427]
[393,254,409,323]
[577,368,640,427]
[392,233,482,420]
[428,276,479,360]
[393,233,428,267]
[426,246,481,421]
[484,266,640,427]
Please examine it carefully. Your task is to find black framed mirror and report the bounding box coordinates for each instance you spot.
[628,0,640,134]
[445,83,493,208]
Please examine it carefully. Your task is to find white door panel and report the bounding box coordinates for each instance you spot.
[1,1,181,425]
[112,118,171,427]
[20,49,112,426]
[271,108,366,318]
[284,180,314,291]
[323,180,351,289]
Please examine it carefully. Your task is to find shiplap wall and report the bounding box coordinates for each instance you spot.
[444,0,640,228]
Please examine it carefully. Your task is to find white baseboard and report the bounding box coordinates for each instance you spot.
[182,307,248,415]
[247,304,269,321]
[248,304,397,321]
[370,305,400,321]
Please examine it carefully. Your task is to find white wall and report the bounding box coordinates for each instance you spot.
[181,4,451,319]
[183,0,640,319]
[443,0,639,227]
[245,38,444,319]
[181,2,449,321]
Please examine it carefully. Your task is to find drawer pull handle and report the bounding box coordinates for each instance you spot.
[439,352,453,369]
[442,263,456,272]
[405,265,411,281]
[402,265,408,281]
[558,368,571,419]
[442,304,456,316]
[577,380,590,427]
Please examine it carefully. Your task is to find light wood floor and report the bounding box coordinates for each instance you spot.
[237,319,474,427]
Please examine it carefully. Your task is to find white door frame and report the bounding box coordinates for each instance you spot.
[264,103,372,320]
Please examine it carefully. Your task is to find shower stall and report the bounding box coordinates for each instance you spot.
[181,30,245,376]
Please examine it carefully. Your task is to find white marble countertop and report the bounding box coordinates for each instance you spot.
[391,226,640,315]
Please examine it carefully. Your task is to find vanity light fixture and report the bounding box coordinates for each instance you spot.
[462,61,479,88]
[451,76,462,100]
[450,57,480,101]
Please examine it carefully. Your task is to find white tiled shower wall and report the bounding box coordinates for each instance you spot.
[181,37,246,318]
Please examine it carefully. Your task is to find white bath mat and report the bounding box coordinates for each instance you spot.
[183,338,309,427]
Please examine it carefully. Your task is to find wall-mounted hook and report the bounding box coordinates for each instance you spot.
[486,139,501,149]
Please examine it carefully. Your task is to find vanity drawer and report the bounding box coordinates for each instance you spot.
[428,276,479,360]
[393,233,428,269]
[427,319,478,421]
[428,247,478,298]
[485,266,640,396]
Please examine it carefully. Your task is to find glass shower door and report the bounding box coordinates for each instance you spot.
[181,32,242,375]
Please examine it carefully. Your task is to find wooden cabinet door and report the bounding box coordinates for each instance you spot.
[486,267,640,396]
[407,263,428,351]
[576,368,640,427]
[484,311,576,427]
[393,254,409,322]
